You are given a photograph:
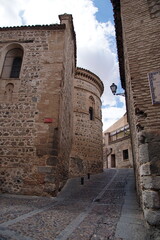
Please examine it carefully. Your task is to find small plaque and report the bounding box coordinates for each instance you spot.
[148,70,160,104]
[44,118,53,123]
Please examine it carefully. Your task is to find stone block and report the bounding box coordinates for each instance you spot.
[152,177,160,190]
[45,175,55,183]
[141,176,160,190]
[46,156,59,166]
[144,209,160,226]
[139,163,151,176]
[36,148,47,157]
[138,132,146,145]
[142,190,160,209]
[143,130,160,143]
[139,143,149,164]
[47,148,58,156]
[148,142,160,159]
[44,183,56,196]
[150,158,160,175]
[38,166,53,174]
[141,176,152,189]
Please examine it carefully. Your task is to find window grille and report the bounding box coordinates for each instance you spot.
[1,47,23,79]
[10,57,22,78]
[123,149,129,160]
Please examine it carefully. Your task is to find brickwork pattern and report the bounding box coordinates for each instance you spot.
[120,0,160,225]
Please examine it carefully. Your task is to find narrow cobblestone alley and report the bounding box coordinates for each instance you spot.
[0,169,148,240]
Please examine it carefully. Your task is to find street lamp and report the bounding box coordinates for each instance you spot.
[110,83,125,97]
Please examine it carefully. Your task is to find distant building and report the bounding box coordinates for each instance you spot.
[103,113,133,169]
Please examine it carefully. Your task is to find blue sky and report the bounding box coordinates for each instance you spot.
[0,0,126,130]
[93,0,126,126]
[94,0,114,23]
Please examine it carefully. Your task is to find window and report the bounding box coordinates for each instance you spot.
[88,96,95,121]
[111,154,116,168]
[2,48,23,79]
[123,149,129,160]
[89,107,94,120]
[10,57,22,78]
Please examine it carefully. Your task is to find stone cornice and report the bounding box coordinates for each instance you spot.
[75,67,104,96]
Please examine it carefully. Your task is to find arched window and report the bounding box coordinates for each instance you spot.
[2,48,23,79]
[89,107,94,120]
[10,57,22,78]
[88,96,95,121]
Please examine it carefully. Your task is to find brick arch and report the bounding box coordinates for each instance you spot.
[4,83,14,102]
[89,95,95,104]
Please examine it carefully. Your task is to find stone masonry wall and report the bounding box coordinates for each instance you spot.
[120,0,160,225]
[56,14,76,190]
[0,16,75,196]
[70,68,104,177]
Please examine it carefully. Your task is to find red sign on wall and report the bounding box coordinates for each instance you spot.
[44,118,53,123]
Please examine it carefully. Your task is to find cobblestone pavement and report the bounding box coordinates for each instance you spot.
[0,169,148,240]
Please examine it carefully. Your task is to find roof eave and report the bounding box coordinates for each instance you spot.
[0,24,66,31]
[111,0,126,90]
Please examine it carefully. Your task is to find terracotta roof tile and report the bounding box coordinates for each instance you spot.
[0,24,66,31]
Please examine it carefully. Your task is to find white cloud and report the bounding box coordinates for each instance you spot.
[102,96,126,131]
[0,0,26,27]
[0,0,125,130]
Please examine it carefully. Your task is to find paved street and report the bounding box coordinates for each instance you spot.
[0,169,148,240]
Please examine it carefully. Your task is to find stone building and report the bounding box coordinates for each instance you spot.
[0,14,103,196]
[111,0,160,226]
[70,68,104,177]
[103,113,133,169]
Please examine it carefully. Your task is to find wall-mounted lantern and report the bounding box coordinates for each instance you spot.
[110,83,125,97]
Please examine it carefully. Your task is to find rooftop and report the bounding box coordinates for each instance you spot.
[104,113,128,133]
[75,67,104,95]
[0,24,66,31]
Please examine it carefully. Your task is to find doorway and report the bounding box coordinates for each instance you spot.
[111,154,116,168]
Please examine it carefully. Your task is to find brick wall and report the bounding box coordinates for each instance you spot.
[120,0,160,225]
